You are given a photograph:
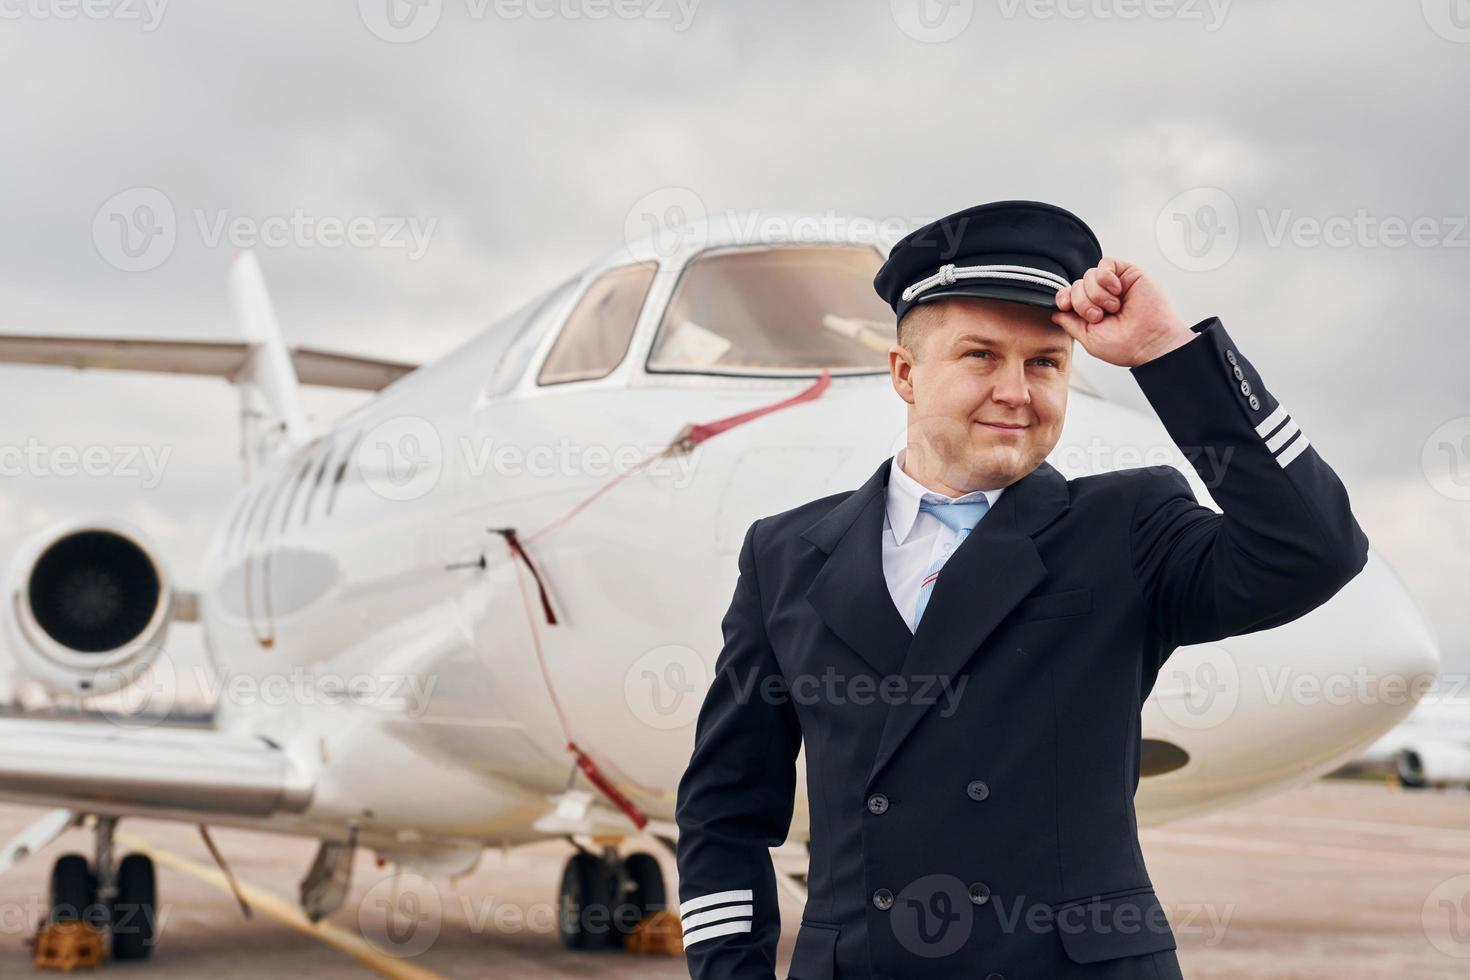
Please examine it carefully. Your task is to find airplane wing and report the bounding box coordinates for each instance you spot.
[0,717,314,820]
[0,333,416,392]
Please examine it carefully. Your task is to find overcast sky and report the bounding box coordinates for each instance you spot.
[1,0,1467,698]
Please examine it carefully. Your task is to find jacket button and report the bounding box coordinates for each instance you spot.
[1225,349,1237,365]
[1232,365,1244,380]
[873,888,894,910]
[985,974,1005,980]
[1239,379,1252,396]
[968,881,990,905]
[1249,394,1261,410]
[867,793,889,814]
[966,780,989,801]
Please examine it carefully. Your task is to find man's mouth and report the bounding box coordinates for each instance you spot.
[976,421,1029,432]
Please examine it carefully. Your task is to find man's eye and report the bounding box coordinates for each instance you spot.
[1032,358,1057,368]
[967,350,991,359]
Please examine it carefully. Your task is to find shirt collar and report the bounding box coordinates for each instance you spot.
[885,446,1007,546]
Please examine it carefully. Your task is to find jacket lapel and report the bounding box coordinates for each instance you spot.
[799,454,1072,786]
[800,458,913,677]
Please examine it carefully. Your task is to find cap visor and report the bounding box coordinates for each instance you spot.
[916,282,1059,311]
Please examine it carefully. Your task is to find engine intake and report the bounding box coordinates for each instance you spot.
[6,522,172,697]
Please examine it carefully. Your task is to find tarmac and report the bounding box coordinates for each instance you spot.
[1,777,1467,978]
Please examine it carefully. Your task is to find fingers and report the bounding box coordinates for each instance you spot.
[1082,268,1119,315]
[1069,279,1104,323]
[1056,257,1129,323]
[1051,309,1089,338]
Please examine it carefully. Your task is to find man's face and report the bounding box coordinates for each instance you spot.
[889,296,1072,493]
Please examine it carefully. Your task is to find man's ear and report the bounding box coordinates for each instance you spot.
[888,343,917,406]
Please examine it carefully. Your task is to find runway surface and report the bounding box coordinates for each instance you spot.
[1,778,1467,978]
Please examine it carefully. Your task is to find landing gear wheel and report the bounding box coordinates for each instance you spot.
[110,853,156,961]
[558,851,615,950]
[48,853,98,926]
[607,851,667,946]
[1396,751,1428,790]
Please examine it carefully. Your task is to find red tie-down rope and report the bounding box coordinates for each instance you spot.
[492,371,833,830]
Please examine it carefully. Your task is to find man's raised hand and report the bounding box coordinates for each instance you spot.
[1052,257,1196,367]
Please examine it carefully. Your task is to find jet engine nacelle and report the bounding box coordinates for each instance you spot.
[1396,739,1470,788]
[4,521,172,697]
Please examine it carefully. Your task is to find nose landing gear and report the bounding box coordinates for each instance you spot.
[556,843,669,951]
[43,816,157,962]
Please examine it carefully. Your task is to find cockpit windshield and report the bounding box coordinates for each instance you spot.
[646,245,895,376]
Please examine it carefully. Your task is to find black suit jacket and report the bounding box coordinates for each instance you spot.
[674,317,1369,980]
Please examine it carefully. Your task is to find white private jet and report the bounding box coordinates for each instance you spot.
[1350,684,1470,788]
[0,215,1442,962]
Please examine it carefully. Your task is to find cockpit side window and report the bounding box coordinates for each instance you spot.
[485,277,580,398]
[537,262,658,386]
[646,244,895,377]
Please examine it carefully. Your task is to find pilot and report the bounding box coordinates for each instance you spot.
[673,200,1369,979]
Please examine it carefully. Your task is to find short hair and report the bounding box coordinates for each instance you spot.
[897,300,945,361]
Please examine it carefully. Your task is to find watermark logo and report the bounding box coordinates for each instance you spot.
[625,186,708,258]
[1421,0,1470,43]
[358,416,444,503]
[1423,873,1470,958]
[87,646,179,731]
[93,188,438,272]
[1423,417,1470,502]
[1156,187,1238,272]
[93,187,176,273]
[891,0,974,42]
[1155,644,1240,730]
[359,872,443,957]
[891,874,973,957]
[624,644,707,730]
[358,0,443,43]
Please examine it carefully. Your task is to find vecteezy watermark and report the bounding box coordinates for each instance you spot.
[1047,442,1235,489]
[0,0,169,31]
[993,0,1230,31]
[1254,667,1446,709]
[93,187,176,273]
[624,188,926,259]
[0,439,171,488]
[1155,187,1240,273]
[1423,417,1470,502]
[1423,873,1470,958]
[357,0,700,44]
[1257,208,1469,250]
[1157,187,1468,272]
[357,415,445,503]
[624,644,708,731]
[92,187,438,272]
[90,651,441,729]
[359,872,443,958]
[890,0,974,43]
[883,879,1232,958]
[1421,0,1470,43]
[725,665,969,717]
[1152,644,1240,730]
[355,414,704,504]
[891,0,1228,43]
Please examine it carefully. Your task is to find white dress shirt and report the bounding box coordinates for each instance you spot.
[882,447,1007,633]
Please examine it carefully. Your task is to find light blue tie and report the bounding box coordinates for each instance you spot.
[912,497,991,629]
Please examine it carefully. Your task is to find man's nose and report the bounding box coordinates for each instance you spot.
[991,360,1031,405]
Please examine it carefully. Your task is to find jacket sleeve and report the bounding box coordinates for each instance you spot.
[1127,316,1370,670]
[674,517,802,980]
